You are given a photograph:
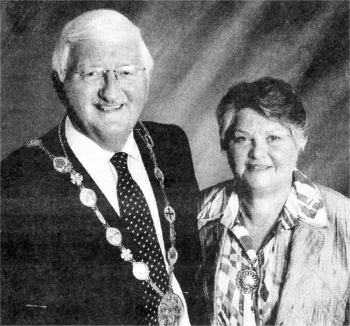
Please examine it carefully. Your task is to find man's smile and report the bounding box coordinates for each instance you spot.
[97,104,125,111]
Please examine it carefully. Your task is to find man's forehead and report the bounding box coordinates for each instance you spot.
[85,30,139,43]
[73,34,142,52]
[69,36,143,67]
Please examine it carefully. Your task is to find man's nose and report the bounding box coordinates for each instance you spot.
[98,72,126,103]
[249,139,268,159]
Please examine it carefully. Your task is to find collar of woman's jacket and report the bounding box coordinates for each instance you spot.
[197,169,329,231]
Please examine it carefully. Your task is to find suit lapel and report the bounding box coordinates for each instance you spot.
[65,141,119,224]
[133,122,171,251]
[44,122,170,253]
[275,222,326,325]
[43,123,138,248]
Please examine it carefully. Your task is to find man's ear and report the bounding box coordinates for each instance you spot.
[51,71,70,108]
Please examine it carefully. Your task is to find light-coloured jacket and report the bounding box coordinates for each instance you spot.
[197,181,350,326]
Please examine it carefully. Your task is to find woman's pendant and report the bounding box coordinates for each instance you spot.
[158,291,184,326]
[236,268,259,294]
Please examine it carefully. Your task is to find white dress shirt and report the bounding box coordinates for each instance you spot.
[65,117,190,326]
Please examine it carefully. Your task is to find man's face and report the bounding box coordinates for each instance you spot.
[63,36,149,151]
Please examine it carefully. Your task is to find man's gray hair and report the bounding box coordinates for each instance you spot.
[52,9,154,82]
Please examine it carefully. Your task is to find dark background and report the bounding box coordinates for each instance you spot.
[1,1,349,195]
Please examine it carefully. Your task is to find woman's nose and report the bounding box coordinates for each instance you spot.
[98,72,126,103]
[249,139,268,159]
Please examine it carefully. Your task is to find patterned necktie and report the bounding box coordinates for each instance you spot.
[111,152,169,325]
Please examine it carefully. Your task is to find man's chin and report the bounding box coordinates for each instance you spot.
[90,126,133,151]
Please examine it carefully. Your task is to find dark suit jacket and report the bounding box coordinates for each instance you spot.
[1,121,202,325]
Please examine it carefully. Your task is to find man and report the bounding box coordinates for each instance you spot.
[1,9,201,325]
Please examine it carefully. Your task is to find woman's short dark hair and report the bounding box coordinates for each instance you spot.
[217,77,308,152]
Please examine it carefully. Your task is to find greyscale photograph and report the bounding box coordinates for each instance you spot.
[1,1,349,326]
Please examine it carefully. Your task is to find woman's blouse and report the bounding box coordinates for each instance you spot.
[215,171,328,326]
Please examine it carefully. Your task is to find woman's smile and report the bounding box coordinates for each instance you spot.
[247,163,272,171]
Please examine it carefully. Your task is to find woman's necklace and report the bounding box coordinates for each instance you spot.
[235,207,260,295]
[27,117,183,326]
[236,259,260,295]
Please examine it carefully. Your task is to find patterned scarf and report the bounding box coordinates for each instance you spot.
[199,169,328,230]
[284,169,328,228]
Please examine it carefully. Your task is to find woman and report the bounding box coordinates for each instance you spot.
[197,77,350,326]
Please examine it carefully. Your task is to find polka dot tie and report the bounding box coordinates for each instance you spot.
[111,152,169,325]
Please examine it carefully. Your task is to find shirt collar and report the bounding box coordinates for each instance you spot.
[220,170,329,231]
[283,170,329,229]
[65,116,142,173]
[220,193,239,230]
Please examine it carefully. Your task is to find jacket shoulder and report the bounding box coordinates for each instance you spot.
[1,127,58,192]
[142,120,183,132]
[318,185,350,258]
[142,121,187,140]
[318,185,350,219]
[318,185,350,203]
[1,145,41,189]
[140,121,194,170]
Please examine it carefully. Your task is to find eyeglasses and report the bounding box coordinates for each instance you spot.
[72,66,146,85]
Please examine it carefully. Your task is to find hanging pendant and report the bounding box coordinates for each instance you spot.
[53,156,72,173]
[236,268,259,294]
[145,133,154,148]
[106,227,122,246]
[158,291,184,326]
[132,262,150,280]
[167,246,178,265]
[154,167,165,184]
[95,210,106,225]
[121,248,133,261]
[169,226,176,242]
[70,172,83,186]
[164,206,176,222]
[79,188,97,207]
[27,139,42,147]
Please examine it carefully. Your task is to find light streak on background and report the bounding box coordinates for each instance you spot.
[1,1,349,195]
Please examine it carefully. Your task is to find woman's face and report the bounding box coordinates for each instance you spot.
[227,108,298,194]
